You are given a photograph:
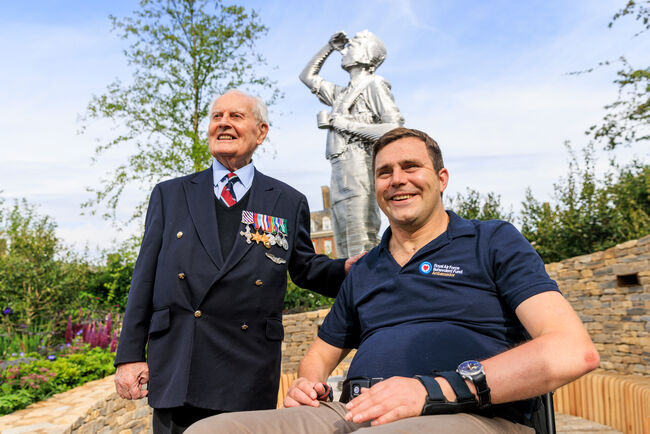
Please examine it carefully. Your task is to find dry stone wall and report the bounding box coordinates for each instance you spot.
[0,375,152,434]
[546,236,650,376]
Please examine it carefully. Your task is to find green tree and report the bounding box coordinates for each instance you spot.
[446,188,513,221]
[586,0,649,150]
[84,248,136,312]
[82,0,280,222]
[520,143,650,263]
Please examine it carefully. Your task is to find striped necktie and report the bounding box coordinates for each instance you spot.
[220,172,239,207]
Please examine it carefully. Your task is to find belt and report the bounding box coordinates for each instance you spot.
[339,377,385,403]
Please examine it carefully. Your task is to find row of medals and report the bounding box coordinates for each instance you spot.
[240,225,288,250]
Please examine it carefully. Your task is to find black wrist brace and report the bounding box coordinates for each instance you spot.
[415,371,479,415]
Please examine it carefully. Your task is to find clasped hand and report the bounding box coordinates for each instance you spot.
[115,361,149,400]
[284,376,427,426]
[283,377,331,408]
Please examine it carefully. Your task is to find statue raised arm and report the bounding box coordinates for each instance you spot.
[300,30,404,257]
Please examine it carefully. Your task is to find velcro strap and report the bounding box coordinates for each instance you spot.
[415,375,478,416]
[433,370,476,402]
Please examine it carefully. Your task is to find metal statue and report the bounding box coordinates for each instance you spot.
[300,30,404,257]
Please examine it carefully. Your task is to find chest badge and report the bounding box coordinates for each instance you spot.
[419,261,432,274]
[265,252,286,265]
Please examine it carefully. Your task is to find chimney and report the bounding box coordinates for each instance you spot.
[321,186,331,209]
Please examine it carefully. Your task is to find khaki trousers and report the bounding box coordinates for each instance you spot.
[186,402,534,434]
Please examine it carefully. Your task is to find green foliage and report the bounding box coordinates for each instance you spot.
[520,142,650,263]
[0,199,130,357]
[0,347,116,415]
[586,58,650,150]
[587,1,650,150]
[0,199,93,357]
[446,188,514,221]
[84,249,136,310]
[82,0,281,223]
[283,273,334,314]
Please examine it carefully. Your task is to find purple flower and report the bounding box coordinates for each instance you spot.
[2,307,13,315]
[11,352,16,357]
[19,352,24,357]
[47,354,56,361]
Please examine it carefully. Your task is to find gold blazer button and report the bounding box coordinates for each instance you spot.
[255,280,263,286]
[177,231,183,239]
[241,323,249,331]
[178,273,185,280]
[194,310,202,318]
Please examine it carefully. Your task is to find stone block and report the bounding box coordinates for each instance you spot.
[134,407,152,420]
[117,412,135,427]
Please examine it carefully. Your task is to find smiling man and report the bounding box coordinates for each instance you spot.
[187,127,599,434]
[114,90,360,433]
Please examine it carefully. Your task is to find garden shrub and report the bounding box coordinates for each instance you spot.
[0,346,115,415]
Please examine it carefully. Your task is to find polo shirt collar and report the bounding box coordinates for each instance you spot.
[378,210,476,255]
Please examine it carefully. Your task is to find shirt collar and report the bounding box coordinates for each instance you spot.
[378,210,475,254]
[212,158,255,190]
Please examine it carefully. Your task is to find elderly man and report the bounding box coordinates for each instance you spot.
[114,90,359,433]
[187,127,599,433]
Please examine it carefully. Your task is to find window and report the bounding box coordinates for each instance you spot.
[311,219,317,232]
[324,240,332,255]
[322,217,331,230]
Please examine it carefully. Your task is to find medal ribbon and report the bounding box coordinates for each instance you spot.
[241,211,287,234]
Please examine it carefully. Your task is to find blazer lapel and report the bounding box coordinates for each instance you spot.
[183,168,224,269]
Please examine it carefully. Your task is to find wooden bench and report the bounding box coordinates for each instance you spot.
[554,370,650,434]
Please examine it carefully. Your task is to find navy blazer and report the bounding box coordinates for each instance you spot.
[115,167,346,411]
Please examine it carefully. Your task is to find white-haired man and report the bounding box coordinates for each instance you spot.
[114,90,360,433]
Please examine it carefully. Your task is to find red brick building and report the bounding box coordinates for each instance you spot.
[310,186,337,258]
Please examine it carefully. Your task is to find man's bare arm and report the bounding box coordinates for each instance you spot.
[283,337,350,408]
[481,290,599,403]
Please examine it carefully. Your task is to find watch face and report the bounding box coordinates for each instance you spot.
[458,360,483,376]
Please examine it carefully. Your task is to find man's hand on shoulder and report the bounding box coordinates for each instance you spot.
[344,251,367,275]
[115,362,149,400]
[283,377,330,408]
[344,376,427,426]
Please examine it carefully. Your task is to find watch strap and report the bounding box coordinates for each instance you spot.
[471,371,491,408]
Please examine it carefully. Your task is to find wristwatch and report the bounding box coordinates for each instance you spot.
[457,360,491,408]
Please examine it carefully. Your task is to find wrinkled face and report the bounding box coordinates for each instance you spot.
[208,92,268,170]
[340,37,365,70]
[374,137,448,230]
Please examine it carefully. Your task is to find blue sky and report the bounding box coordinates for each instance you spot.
[0,0,648,256]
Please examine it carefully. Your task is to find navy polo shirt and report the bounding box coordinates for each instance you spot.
[319,211,559,422]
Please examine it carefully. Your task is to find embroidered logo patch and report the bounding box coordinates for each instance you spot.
[431,263,464,277]
[419,261,432,274]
